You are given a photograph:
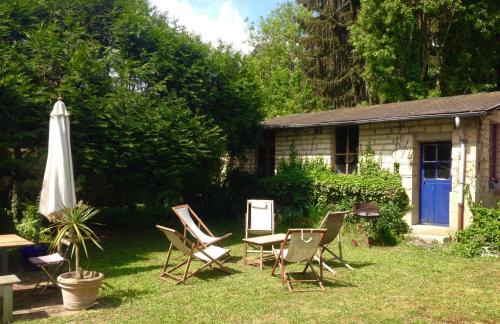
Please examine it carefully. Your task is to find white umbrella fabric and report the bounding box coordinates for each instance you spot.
[39,98,76,220]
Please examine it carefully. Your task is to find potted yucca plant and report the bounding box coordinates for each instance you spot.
[51,202,103,310]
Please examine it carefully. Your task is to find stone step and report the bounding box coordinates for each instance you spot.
[407,233,450,244]
[408,225,453,244]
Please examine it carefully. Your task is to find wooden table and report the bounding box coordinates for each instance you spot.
[0,234,34,274]
[242,233,287,270]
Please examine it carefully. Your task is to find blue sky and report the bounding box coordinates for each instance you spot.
[231,1,287,24]
[149,0,287,53]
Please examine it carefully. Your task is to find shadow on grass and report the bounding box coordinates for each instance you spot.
[102,264,160,279]
[14,310,51,322]
[322,278,356,289]
[14,285,62,311]
[321,260,375,270]
[271,273,356,291]
[196,270,242,282]
[94,286,148,309]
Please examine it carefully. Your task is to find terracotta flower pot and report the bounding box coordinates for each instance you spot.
[57,271,104,310]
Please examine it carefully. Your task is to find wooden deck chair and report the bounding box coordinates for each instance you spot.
[156,225,230,284]
[245,199,274,253]
[271,228,326,292]
[28,239,71,294]
[314,211,353,277]
[172,204,232,248]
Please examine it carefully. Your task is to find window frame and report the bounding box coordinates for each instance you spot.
[335,125,359,174]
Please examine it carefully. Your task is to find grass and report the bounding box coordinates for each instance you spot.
[25,221,500,323]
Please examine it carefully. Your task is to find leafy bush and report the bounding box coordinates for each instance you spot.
[12,203,50,242]
[261,149,410,243]
[260,148,329,209]
[450,201,500,257]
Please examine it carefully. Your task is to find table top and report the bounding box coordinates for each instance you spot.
[0,234,34,249]
[243,233,287,245]
[0,274,21,285]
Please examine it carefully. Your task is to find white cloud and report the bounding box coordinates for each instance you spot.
[149,0,252,53]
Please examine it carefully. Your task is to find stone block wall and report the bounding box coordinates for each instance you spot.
[273,116,491,231]
[275,126,334,166]
[358,118,476,230]
[476,110,500,206]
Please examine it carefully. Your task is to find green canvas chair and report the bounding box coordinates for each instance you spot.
[271,228,326,292]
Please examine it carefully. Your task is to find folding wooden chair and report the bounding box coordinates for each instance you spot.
[314,211,353,277]
[156,225,231,285]
[245,199,274,238]
[28,239,71,294]
[172,204,232,248]
[271,228,326,292]
[245,199,275,254]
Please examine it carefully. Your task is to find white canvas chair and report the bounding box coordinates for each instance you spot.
[172,204,232,248]
[271,228,326,292]
[156,225,230,285]
[314,211,353,277]
[245,199,274,248]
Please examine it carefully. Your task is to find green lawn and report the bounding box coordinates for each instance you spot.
[27,222,500,323]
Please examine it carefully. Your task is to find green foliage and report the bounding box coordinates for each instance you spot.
[13,203,49,242]
[450,202,500,257]
[248,2,322,118]
[261,149,410,242]
[350,0,499,103]
[0,0,263,210]
[260,146,329,209]
[51,202,102,279]
[298,0,367,107]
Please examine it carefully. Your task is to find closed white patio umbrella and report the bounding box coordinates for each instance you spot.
[39,97,76,220]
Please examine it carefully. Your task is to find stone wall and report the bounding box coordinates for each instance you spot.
[477,109,500,206]
[273,116,492,232]
[357,118,476,230]
[275,126,335,166]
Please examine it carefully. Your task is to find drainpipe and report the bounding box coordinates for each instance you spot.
[455,116,466,231]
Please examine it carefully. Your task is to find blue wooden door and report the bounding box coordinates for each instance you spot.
[420,142,452,225]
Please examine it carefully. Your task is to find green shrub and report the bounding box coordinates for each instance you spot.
[261,148,410,243]
[13,203,50,242]
[260,147,329,209]
[450,201,500,257]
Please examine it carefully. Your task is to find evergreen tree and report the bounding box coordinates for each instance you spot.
[298,0,367,108]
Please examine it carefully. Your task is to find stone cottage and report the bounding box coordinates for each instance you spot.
[257,92,500,238]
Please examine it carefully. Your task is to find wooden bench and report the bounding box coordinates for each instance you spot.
[0,275,20,323]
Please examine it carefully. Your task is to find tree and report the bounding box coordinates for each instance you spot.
[248,2,322,118]
[297,0,367,108]
[0,0,263,208]
[350,0,499,102]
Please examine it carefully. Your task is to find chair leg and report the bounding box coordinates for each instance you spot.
[324,246,353,270]
[280,258,285,283]
[319,249,323,280]
[308,261,324,291]
[271,254,279,276]
[180,255,193,284]
[162,244,173,274]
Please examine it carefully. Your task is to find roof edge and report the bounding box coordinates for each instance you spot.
[262,111,487,129]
